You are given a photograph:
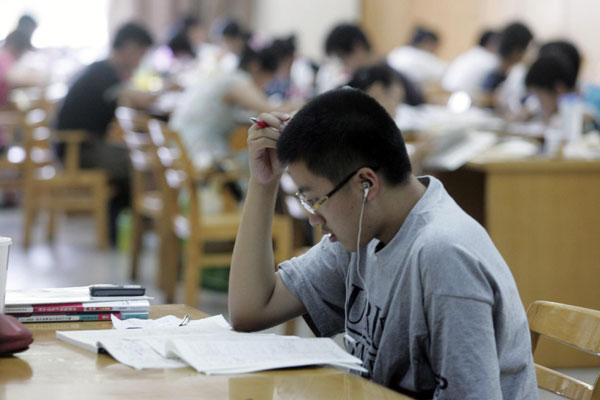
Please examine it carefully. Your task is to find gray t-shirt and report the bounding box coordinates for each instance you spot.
[279,176,537,399]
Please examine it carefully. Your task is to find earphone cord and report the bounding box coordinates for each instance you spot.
[355,189,369,294]
[344,188,370,347]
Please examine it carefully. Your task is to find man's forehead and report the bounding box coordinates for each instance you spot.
[287,162,328,193]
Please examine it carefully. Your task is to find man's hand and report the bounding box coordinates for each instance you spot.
[248,112,290,185]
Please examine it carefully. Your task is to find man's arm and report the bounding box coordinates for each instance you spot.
[228,112,306,332]
[427,295,503,399]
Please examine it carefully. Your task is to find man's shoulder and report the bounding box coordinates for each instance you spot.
[77,60,119,83]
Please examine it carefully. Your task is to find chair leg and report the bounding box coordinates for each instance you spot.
[95,185,109,249]
[22,186,37,248]
[156,219,170,291]
[130,211,144,281]
[162,231,180,303]
[184,241,201,306]
[46,205,56,244]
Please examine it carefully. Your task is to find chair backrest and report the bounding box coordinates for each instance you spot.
[116,107,158,198]
[527,301,600,400]
[146,118,199,238]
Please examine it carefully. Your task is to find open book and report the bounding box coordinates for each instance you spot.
[56,315,365,374]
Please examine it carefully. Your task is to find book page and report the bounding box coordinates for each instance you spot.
[165,336,365,375]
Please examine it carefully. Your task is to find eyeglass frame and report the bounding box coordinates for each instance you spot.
[294,166,378,215]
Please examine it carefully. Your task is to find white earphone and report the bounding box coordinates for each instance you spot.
[362,181,371,198]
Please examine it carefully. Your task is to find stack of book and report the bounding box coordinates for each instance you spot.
[4,286,151,323]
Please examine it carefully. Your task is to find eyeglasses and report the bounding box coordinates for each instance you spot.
[294,167,375,215]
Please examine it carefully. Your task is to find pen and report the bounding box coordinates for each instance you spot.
[179,314,190,326]
[249,117,268,129]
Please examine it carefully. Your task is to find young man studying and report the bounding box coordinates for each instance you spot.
[229,88,537,399]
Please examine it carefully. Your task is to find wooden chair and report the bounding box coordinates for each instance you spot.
[22,126,111,249]
[527,301,600,399]
[0,109,31,195]
[115,107,166,283]
[146,119,293,307]
[0,93,55,199]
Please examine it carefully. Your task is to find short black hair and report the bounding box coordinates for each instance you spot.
[167,15,201,56]
[347,62,403,91]
[17,14,37,30]
[498,22,533,59]
[239,43,279,73]
[525,54,577,91]
[277,88,411,185]
[221,20,249,40]
[325,23,371,57]
[410,27,438,46]
[112,22,154,50]
[478,30,498,48]
[271,35,296,61]
[539,40,581,79]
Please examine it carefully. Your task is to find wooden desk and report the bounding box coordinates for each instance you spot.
[0,305,410,399]
[433,158,600,368]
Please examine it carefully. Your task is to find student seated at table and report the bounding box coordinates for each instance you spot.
[346,63,404,117]
[169,41,298,169]
[346,63,433,173]
[481,22,535,116]
[228,88,537,398]
[55,22,156,245]
[525,54,577,121]
[166,15,205,60]
[387,26,447,89]
[0,31,31,109]
[12,14,38,49]
[442,29,499,96]
[318,23,424,106]
[266,35,316,102]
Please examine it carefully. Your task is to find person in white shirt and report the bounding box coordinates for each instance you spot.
[442,30,499,95]
[317,23,424,106]
[317,23,374,94]
[387,27,447,88]
[169,42,297,169]
[481,22,535,116]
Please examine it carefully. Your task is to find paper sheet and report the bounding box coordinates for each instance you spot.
[98,338,188,369]
[57,314,364,374]
[165,336,365,375]
[57,315,232,353]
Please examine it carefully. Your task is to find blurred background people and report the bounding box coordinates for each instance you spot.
[346,62,404,116]
[166,15,205,60]
[317,23,374,93]
[442,29,499,96]
[55,22,155,245]
[481,22,535,116]
[0,30,31,108]
[14,14,38,49]
[387,26,447,89]
[318,23,424,105]
[525,54,578,121]
[169,41,297,169]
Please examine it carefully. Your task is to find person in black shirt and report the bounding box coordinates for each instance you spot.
[55,22,155,245]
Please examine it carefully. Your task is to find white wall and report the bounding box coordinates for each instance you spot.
[252,0,361,62]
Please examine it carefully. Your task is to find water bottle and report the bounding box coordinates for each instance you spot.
[558,93,583,143]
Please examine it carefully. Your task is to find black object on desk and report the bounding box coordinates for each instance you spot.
[89,285,146,297]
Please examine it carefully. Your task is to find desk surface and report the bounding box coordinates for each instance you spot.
[0,304,410,399]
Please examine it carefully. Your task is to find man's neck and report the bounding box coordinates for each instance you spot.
[107,53,132,79]
[374,175,426,248]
